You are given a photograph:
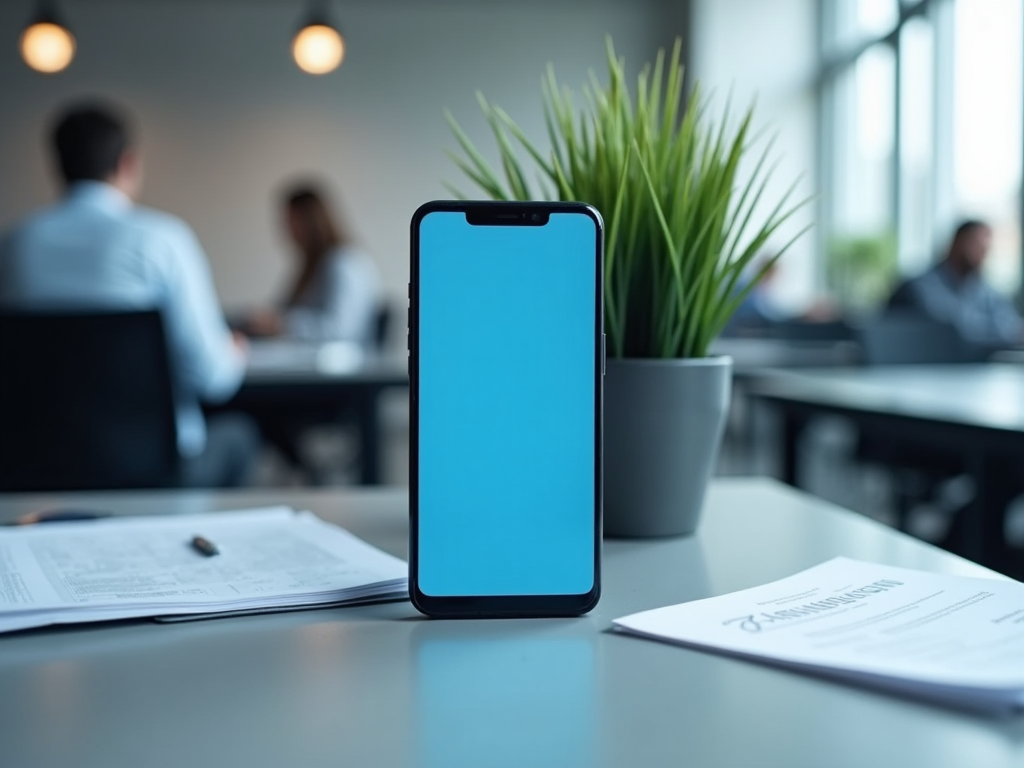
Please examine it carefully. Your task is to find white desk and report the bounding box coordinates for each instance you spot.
[0,479,1021,768]
[750,365,1024,571]
[219,340,408,484]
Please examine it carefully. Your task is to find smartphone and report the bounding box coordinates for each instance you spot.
[409,200,603,618]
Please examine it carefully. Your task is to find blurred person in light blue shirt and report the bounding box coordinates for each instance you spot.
[888,220,1024,349]
[0,101,258,487]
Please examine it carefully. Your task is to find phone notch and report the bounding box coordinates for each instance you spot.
[465,208,549,227]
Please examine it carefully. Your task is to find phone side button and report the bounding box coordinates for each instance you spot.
[601,333,606,376]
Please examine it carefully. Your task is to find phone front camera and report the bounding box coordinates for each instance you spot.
[530,213,540,222]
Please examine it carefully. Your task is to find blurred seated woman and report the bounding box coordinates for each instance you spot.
[245,184,383,481]
[247,183,381,347]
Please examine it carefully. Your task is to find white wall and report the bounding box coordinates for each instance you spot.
[689,0,819,311]
[0,0,681,343]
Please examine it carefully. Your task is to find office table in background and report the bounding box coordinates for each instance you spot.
[710,336,860,375]
[710,337,861,474]
[749,365,1024,572]
[219,340,408,484]
[1,479,1021,768]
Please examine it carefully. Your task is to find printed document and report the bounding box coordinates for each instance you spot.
[614,557,1024,713]
[0,507,407,633]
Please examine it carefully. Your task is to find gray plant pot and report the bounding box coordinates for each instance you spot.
[604,356,732,538]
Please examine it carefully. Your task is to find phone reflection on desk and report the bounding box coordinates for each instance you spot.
[412,624,597,768]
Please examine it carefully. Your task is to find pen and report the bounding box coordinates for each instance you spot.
[190,535,220,557]
[7,509,112,526]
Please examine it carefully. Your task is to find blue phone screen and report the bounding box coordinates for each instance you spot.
[417,211,597,597]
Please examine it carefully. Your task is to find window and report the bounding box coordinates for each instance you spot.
[951,0,1022,290]
[834,0,900,53]
[820,0,1024,308]
[898,16,934,275]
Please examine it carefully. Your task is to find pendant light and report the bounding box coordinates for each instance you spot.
[20,1,76,74]
[292,2,345,75]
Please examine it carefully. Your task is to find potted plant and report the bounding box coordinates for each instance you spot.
[827,232,898,312]
[444,39,808,537]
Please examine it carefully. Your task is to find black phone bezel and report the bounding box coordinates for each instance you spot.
[408,200,604,619]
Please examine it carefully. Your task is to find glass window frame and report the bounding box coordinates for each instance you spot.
[816,0,1024,306]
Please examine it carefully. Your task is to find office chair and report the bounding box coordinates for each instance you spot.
[373,301,392,352]
[857,312,991,365]
[0,309,180,491]
[768,318,857,343]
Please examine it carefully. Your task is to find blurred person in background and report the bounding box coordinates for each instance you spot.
[243,183,383,480]
[887,219,1024,348]
[244,183,382,348]
[719,252,847,341]
[0,100,258,488]
[722,258,786,336]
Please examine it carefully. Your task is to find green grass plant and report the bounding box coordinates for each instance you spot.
[445,38,809,358]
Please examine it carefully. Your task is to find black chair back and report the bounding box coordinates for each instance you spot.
[857,312,990,365]
[373,302,392,352]
[0,310,180,491]
[768,319,857,343]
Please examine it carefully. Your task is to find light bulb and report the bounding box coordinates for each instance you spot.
[20,21,76,74]
[292,24,344,75]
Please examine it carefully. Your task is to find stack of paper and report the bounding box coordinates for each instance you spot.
[0,507,407,634]
[614,557,1024,713]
